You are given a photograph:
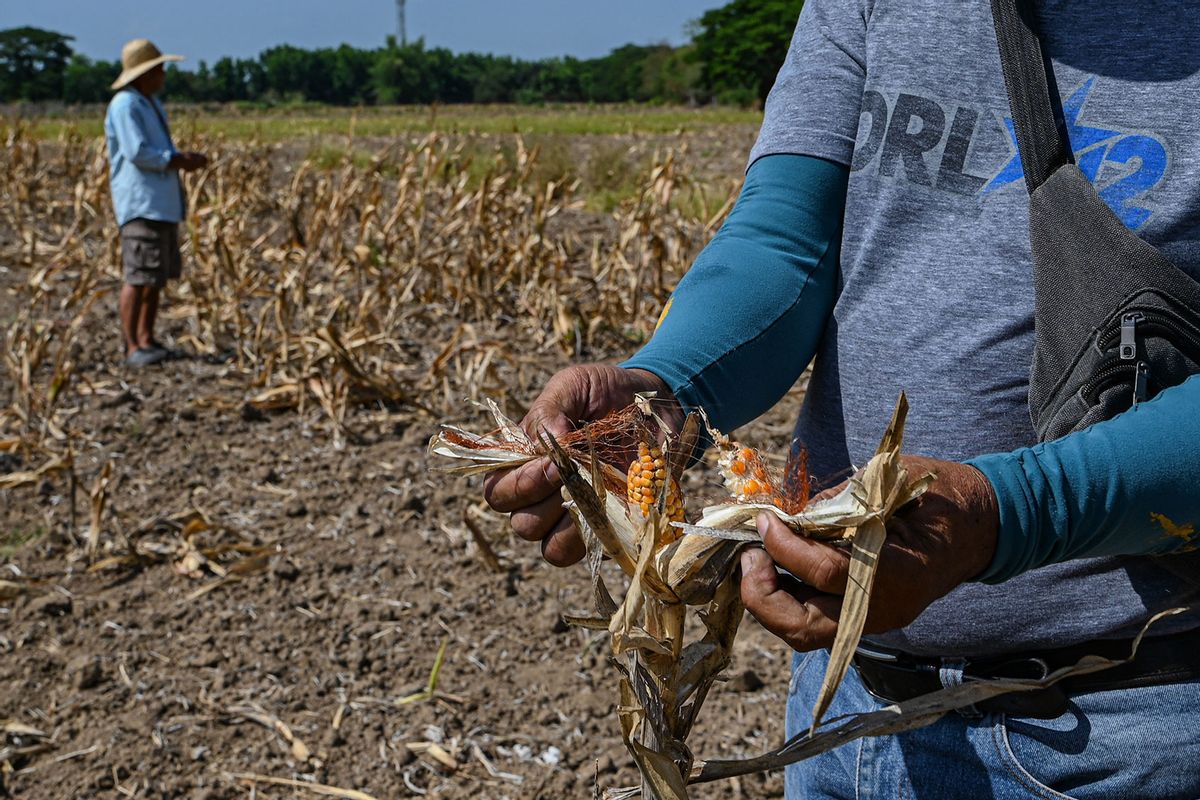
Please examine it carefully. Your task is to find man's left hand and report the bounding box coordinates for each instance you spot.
[739,455,1000,652]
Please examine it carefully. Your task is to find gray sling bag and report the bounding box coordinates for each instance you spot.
[990,0,1200,442]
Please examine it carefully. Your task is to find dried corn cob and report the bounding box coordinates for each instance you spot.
[627,441,686,526]
[433,394,941,798]
[717,444,782,505]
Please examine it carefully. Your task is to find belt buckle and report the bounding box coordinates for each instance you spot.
[986,656,1051,682]
[852,646,939,706]
[973,656,1069,719]
[855,643,902,663]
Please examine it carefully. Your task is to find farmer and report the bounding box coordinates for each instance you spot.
[105,38,207,367]
[483,1,1200,797]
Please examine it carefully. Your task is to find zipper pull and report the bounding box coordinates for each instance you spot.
[1120,312,1144,360]
[1133,361,1150,404]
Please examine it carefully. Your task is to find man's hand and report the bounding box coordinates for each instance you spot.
[739,455,999,652]
[169,152,208,172]
[482,365,683,567]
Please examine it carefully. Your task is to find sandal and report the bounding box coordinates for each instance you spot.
[125,347,168,367]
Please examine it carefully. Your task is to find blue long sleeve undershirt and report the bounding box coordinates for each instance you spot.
[621,152,1200,583]
[969,376,1200,583]
[622,154,847,434]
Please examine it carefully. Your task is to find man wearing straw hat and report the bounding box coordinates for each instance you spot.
[105,38,207,367]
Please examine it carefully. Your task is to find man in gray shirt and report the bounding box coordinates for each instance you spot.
[485,1,1200,796]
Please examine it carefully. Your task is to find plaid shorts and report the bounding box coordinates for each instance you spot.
[120,218,182,288]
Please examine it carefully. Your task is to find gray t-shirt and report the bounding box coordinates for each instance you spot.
[752,0,1200,655]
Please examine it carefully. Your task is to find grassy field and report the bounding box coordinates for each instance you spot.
[11,102,762,141]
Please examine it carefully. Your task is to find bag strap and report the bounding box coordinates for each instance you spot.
[989,0,1072,193]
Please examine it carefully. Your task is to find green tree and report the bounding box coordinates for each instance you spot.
[212,57,248,101]
[0,0,803,107]
[259,44,320,102]
[62,54,118,103]
[692,0,804,104]
[580,44,655,102]
[0,26,75,101]
[372,39,433,104]
[656,45,702,104]
[163,63,205,102]
[325,44,375,104]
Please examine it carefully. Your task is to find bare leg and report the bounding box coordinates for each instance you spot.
[139,287,161,349]
[119,284,144,356]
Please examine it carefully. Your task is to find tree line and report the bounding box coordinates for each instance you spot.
[0,0,802,107]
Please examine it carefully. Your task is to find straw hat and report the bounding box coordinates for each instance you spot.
[111,39,184,90]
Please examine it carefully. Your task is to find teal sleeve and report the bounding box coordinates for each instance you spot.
[969,375,1200,583]
[621,153,848,433]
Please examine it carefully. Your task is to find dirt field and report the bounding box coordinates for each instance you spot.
[1,112,806,799]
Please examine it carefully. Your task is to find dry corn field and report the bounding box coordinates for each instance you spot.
[0,112,819,799]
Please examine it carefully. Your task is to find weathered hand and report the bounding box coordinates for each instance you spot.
[482,365,682,566]
[739,455,999,652]
[170,152,207,172]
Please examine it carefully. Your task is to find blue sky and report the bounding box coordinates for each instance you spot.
[7,0,722,64]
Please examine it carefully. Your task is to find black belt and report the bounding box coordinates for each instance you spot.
[851,626,1200,719]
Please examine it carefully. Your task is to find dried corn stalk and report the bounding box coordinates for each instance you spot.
[693,394,933,728]
[431,393,932,797]
[1,123,724,465]
[432,396,1191,798]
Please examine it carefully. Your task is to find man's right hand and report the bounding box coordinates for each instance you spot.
[169,152,208,171]
[482,365,682,567]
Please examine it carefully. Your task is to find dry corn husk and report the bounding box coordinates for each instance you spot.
[431,394,930,797]
[682,393,934,728]
[431,395,1180,799]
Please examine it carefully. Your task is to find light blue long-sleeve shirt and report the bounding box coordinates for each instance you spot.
[104,88,184,226]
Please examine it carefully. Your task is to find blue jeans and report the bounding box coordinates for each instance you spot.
[785,649,1200,799]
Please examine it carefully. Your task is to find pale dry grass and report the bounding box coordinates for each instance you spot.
[0,119,735,482]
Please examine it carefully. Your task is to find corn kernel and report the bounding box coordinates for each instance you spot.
[626,440,686,528]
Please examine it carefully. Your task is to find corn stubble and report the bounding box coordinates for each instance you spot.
[1,119,716,552]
